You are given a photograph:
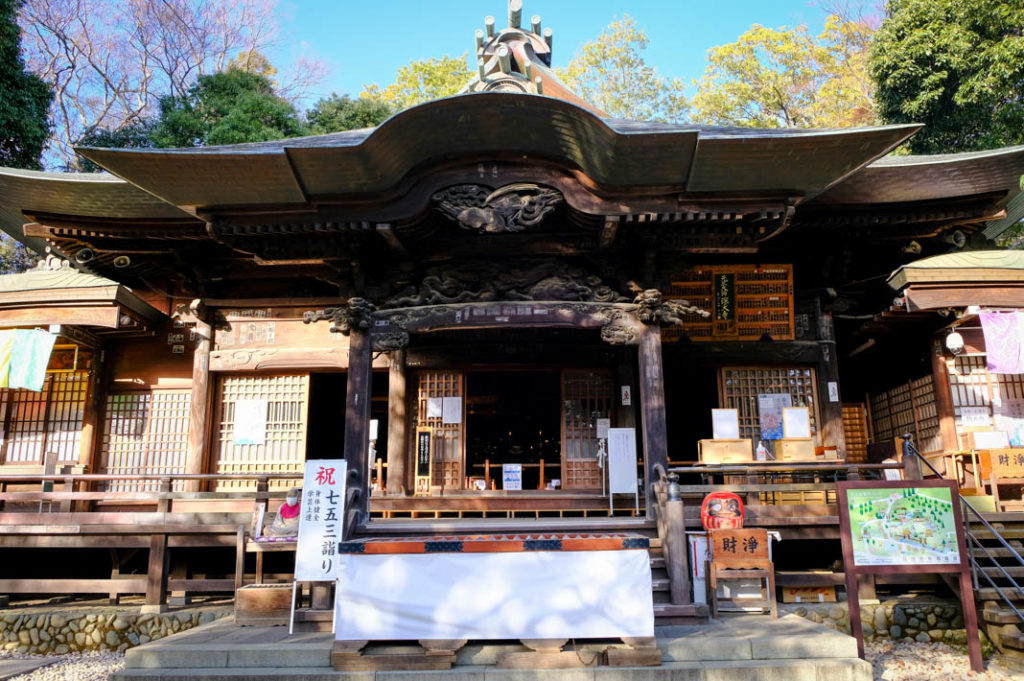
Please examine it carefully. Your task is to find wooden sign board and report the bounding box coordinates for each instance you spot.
[782,586,836,603]
[837,480,982,671]
[776,438,816,462]
[708,528,770,567]
[990,448,1024,477]
[415,428,432,496]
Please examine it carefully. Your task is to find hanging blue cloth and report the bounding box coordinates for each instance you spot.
[8,329,56,392]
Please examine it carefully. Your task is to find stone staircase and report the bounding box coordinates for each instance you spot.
[113,611,870,681]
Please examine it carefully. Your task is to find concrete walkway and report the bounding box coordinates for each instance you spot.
[113,614,870,681]
[0,659,53,680]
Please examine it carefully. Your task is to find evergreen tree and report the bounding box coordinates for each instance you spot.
[0,0,51,169]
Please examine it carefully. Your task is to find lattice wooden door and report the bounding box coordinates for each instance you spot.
[213,374,309,490]
[415,371,464,490]
[561,369,613,490]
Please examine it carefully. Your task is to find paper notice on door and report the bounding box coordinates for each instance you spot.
[427,397,443,419]
[442,397,462,424]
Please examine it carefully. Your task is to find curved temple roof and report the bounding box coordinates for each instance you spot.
[72,94,919,211]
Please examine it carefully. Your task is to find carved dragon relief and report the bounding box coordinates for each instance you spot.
[382,260,628,309]
[302,265,707,350]
[432,183,563,233]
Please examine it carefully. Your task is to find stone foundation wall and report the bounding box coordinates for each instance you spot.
[782,599,969,644]
[0,606,232,655]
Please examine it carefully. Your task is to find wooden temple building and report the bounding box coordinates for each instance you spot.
[0,3,1024,616]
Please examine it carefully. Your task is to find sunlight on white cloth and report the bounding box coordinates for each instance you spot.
[334,550,654,640]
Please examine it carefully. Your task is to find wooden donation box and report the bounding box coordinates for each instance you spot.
[775,439,816,462]
[333,533,654,641]
[698,439,752,464]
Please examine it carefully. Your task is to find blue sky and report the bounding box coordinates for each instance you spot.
[269,0,830,106]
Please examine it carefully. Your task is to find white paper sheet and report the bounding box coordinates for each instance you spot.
[427,398,443,419]
[502,463,522,490]
[335,549,654,640]
[233,399,268,446]
[961,406,992,428]
[782,407,811,439]
[711,409,740,440]
[442,397,462,424]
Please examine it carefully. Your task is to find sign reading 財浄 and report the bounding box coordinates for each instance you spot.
[295,459,346,582]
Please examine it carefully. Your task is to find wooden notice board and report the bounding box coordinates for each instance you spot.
[414,428,433,496]
[836,480,982,671]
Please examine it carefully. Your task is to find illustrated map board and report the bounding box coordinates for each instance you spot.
[837,480,981,671]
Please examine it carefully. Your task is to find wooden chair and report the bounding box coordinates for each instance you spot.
[706,528,777,618]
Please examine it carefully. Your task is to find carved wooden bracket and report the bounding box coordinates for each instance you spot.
[633,289,709,327]
[303,297,376,335]
[432,183,563,233]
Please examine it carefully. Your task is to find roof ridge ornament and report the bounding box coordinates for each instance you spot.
[461,0,604,113]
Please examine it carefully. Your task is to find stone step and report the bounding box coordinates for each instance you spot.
[653,603,708,619]
[652,578,670,591]
[110,658,872,681]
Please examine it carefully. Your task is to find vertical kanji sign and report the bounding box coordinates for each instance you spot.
[295,459,347,582]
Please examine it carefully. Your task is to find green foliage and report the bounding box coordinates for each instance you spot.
[150,70,306,147]
[0,235,36,272]
[870,0,1024,153]
[556,16,688,122]
[307,94,392,133]
[76,120,156,172]
[362,54,473,111]
[692,15,876,128]
[0,0,51,169]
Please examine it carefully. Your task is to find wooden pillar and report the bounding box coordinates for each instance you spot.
[342,329,372,536]
[77,348,105,471]
[185,304,213,492]
[386,350,407,496]
[931,337,959,453]
[816,309,847,457]
[637,324,669,516]
[144,533,169,612]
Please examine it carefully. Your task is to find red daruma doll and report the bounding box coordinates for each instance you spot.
[701,491,744,529]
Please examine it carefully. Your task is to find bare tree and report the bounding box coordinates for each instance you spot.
[19,0,323,168]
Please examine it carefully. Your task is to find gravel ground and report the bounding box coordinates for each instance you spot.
[866,640,1022,680]
[4,652,123,681]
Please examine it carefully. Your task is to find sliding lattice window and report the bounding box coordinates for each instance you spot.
[0,372,88,465]
[98,390,191,491]
[213,374,309,490]
[946,354,1024,431]
[717,367,819,441]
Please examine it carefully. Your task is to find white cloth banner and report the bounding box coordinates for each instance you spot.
[295,459,346,581]
[334,549,654,640]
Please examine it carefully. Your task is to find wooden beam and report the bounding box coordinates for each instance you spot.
[637,324,669,516]
[343,328,373,537]
[185,305,212,492]
[386,350,408,496]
